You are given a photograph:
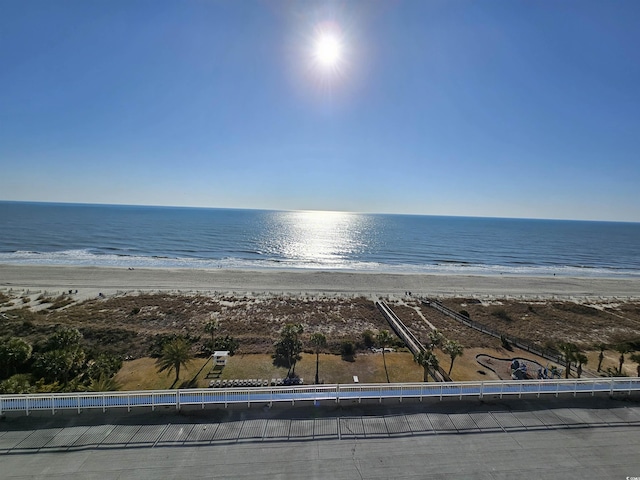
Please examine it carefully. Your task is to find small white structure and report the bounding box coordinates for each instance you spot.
[212,351,230,367]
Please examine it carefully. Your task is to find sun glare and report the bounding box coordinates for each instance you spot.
[315,33,342,68]
[309,22,347,79]
[300,21,351,90]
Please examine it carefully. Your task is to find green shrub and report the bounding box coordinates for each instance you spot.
[492,308,512,322]
[340,341,356,360]
[361,330,375,348]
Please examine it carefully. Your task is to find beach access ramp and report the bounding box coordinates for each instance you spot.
[375,300,451,382]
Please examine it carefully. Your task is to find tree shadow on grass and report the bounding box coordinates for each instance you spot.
[272,355,290,369]
[178,357,213,388]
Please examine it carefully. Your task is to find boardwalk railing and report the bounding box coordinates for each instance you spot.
[423,299,570,367]
[377,300,452,382]
[1,378,639,415]
[376,301,425,356]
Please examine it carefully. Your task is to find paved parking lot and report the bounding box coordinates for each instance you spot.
[2,396,640,479]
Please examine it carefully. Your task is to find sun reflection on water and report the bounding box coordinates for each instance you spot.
[262,210,369,268]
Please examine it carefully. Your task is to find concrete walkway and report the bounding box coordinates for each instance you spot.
[2,396,639,479]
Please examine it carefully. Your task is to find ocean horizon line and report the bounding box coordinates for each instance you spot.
[1,199,637,225]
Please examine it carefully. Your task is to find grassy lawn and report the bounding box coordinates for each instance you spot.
[116,352,428,390]
[114,344,593,391]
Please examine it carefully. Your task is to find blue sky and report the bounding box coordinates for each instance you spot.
[1,1,639,221]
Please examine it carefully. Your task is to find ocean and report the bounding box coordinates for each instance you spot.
[1,201,639,277]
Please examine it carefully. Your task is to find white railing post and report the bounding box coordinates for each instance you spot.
[574,380,578,397]
[176,390,181,411]
[518,382,522,398]
[479,382,483,400]
[610,378,615,395]
[77,394,81,414]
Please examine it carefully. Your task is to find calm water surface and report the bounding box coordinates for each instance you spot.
[1,202,639,277]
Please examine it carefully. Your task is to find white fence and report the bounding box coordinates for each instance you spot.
[1,377,639,415]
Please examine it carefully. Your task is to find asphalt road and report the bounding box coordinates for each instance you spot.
[2,395,639,479]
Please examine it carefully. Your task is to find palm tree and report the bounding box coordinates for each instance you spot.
[204,314,220,355]
[442,339,464,375]
[204,318,219,347]
[0,337,32,378]
[414,349,439,382]
[273,323,304,378]
[377,330,393,383]
[595,343,607,372]
[558,342,578,379]
[630,353,640,377]
[575,352,588,378]
[89,373,121,392]
[615,343,632,375]
[310,333,327,384]
[427,329,444,350]
[156,337,193,385]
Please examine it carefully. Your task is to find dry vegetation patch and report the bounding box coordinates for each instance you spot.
[437,298,640,350]
[391,300,500,348]
[3,289,640,385]
[0,291,389,359]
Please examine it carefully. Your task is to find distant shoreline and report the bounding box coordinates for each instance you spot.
[1,264,639,301]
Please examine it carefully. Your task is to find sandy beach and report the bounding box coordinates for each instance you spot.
[0,265,640,300]
[1,264,639,301]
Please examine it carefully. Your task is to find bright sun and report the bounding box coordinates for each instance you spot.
[305,22,349,85]
[314,33,342,69]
